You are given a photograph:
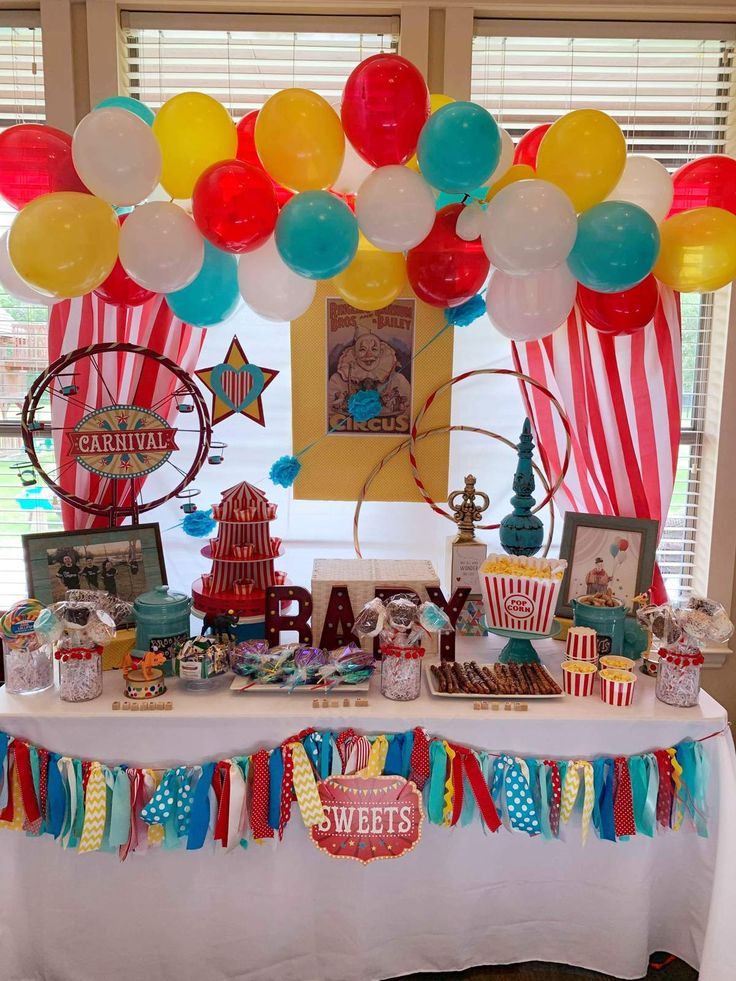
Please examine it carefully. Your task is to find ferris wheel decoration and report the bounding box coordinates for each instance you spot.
[22,342,212,526]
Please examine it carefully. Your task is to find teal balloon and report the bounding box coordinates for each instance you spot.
[94,96,155,127]
[436,187,486,210]
[567,202,660,294]
[275,191,358,280]
[418,102,500,195]
[609,543,619,558]
[166,241,239,327]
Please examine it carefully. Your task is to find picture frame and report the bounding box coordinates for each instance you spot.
[22,523,167,625]
[556,513,659,619]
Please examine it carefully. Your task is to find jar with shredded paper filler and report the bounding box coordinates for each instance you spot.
[655,647,703,708]
[57,646,103,702]
[0,598,53,694]
[380,645,424,701]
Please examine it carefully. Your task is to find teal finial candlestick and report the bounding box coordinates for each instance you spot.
[499,418,544,557]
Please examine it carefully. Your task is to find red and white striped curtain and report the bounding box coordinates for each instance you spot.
[511,285,681,603]
[48,295,205,530]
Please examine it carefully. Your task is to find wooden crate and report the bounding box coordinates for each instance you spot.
[311,559,441,655]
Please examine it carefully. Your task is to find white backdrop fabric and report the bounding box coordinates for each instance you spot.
[0,640,733,981]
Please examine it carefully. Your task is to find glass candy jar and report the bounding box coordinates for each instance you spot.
[3,642,53,695]
[57,646,103,702]
[655,647,703,708]
[380,645,425,701]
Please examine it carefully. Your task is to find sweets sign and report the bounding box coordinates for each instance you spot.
[310,775,423,863]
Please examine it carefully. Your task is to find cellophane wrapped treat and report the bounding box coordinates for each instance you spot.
[230,639,270,677]
[317,644,376,689]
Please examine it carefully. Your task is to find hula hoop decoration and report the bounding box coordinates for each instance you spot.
[353,369,572,557]
[22,341,212,526]
[353,426,556,559]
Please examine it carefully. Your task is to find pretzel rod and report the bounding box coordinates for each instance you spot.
[352,425,554,558]
[408,369,572,528]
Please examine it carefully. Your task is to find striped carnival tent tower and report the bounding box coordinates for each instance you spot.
[192,481,285,622]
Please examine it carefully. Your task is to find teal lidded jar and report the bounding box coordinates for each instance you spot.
[134,585,192,677]
[572,597,626,657]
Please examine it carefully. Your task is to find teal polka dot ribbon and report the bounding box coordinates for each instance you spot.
[500,755,541,836]
[140,766,195,837]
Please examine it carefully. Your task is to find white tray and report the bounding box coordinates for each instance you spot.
[424,664,564,700]
[230,676,371,694]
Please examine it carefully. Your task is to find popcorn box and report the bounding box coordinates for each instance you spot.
[565,626,598,662]
[311,559,440,656]
[480,573,562,634]
[599,668,636,707]
[561,660,597,697]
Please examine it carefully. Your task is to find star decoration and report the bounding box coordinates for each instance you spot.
[195,336,278,427]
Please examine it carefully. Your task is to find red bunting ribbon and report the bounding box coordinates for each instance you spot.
[450,743,502,832]
[213,762,231,847]
[120,768,141,861]
[545,760,562,836]
[14,740,41,834]
[335,728,358,771]
[410,727,430,790]
[655,749,673,827]
[81,760,92,797]
[278,745,294,839]
[250,750,273,840]
[613,757,636,838]
[38,748,49,823]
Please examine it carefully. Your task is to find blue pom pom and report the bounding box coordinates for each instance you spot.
[270,454,301,488]
[446,293,486,327]
[182,509,217,538]
[348,389,382,423]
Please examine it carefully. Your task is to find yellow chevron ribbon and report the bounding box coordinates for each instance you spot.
[442,741,456,827]
[560,760,595,844]
[668,748,685,831]
[79,763,107,853]
[360,735,389,777]
[288,742,325,828]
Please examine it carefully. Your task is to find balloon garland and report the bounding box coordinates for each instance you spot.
[0,53,733,332]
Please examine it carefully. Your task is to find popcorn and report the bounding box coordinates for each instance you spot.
[600,669,635,684]
[479,553,567,580]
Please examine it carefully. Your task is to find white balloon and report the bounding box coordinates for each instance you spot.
[72,107,161,207]
[606,155,674,225]
[487,264,576,341]
[238,235,316,322]
[119,202,204,293]
[488,128,514,187]
[0,230,59,305]
[482,179,577,274]
[356,166,436,252]
[332,139,373,196]
[456,202,484,242]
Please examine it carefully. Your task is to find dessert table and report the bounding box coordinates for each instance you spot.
[0,637,734,981]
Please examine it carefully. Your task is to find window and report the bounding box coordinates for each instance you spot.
[472,27,736,601]
[0,21,62,605]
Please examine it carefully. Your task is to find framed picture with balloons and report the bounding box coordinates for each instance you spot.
[556,513,659,618]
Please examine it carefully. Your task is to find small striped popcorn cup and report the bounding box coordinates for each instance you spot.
[599,668,637,707]
[561,660,597,697]
[210,504,223,521]
[234,507,256,521]
[267,503,278,520]
[269,537,282,556]
[233,579,255,596]
[232,543,254,560]
[565,626,598,662]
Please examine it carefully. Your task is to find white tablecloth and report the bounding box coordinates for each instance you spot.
[0,638,733,981]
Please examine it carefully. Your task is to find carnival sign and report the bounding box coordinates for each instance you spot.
[68,405,178,479]
[310,775,422,863]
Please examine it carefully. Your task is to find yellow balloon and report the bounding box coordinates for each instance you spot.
[485,164,535,202]
[406,93,455,172]
[536,109,626,213]
[255,89,344,193]
[333,235,406,311]
[9,192,118,298]
[153,92,237,200]
[654,207,736,292]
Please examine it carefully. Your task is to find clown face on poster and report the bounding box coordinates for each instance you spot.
[326,297,414,435]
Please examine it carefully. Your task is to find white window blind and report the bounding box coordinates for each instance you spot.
[0,21,62,606]
[472,26,736,602]
[122,14,400,113]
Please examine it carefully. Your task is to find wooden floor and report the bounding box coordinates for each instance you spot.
[399,956,697,980]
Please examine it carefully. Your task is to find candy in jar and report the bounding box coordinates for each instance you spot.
[655,648,704,708]
[380,644,424,701]
[0,599,53,695]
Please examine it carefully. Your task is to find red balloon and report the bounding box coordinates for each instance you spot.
[669,155,736,217]
[513,123,551,169]
[341,54,430,168]
[0,123,88,209]
[407,204,490,308]
[193,160,278,254]
[93,215,155,307]
[577,276,659,336]
[618,539,629,551]
[236,111,294,209]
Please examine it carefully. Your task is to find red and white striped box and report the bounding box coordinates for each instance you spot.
[480,573,562,634]
[599,669,636,707]
[565,626,598,661]
[561,660,597,696]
